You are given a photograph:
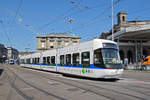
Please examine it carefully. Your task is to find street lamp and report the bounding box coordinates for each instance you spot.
[68,18,74,34]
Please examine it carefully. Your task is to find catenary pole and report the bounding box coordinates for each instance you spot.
[112,0,114,41]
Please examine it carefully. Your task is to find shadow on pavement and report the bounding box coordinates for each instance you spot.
[62,74,119,82]
[0,69,4,77]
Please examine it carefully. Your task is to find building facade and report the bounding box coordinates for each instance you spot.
[7,47,19,61]
[0,43,7,63]
[100,11,150,64]
[36,33,81,50]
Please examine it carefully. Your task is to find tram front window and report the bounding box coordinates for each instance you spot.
[101,48,121,64]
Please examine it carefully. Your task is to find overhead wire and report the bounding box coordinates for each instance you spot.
[0,20,12,47]
[38,5,80,31]
[71,0,123,31]
[0,0,127,50]
[0,0,23,48]
[38,0,95,31]
[9,0,23,25]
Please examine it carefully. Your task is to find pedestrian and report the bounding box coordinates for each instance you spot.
[124,58,128,69]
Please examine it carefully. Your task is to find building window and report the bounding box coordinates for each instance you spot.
[72,53,80,66]
[57,40,62,42]
[57,42,61,48]
[122,16,125,22]
[82,52,90,67]
[50,42,54,46]
[50,40,54,42]
[66,54,71,66]
[64,40,69,42]
[60,55,65,66]
[41,40,45,42]
[65,43,69,46]
[73,41,78,43]
[41,42,45,48]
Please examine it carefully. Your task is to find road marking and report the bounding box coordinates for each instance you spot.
[48,81,60,85]
[21,87,33,91]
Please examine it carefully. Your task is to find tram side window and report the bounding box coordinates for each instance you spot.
[47,56,50,64]
[60,55,65,66]
[21,59,23,63]
[35,58,37,64]
[35,58,39,64]
[23,59,25,63]
[94,49,104,67]
[26,59,30,63]
[22,59,25,63]
[34,58,36,64]
[43,57,46,64]
[37,58,40,64]
[82,52,90,67]
[73,53,80,66]
[51,56,55,65]
[66,54,71,66]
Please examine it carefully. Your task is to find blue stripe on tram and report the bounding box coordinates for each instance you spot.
[21,63,105,69]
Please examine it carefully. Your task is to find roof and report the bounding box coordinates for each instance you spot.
[36,33,81,39]
[117,11,127,16]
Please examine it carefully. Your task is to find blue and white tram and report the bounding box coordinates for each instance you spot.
[20,39,123,78]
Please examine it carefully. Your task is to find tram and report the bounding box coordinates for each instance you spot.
[20,39,123,78]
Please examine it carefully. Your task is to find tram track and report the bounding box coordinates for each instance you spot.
[12,66,149,100]
[6,74,33,100]
[5,66,67,100]
[6,66,114,100]
[40,75,147,100]
[78,78,150,96]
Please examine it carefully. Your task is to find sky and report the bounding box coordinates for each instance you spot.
[0,0,150,51]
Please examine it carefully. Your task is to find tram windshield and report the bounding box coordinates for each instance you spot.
[101,48,121,64]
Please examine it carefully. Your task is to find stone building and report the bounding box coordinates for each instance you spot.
[100,11,150,64]
[7,47,19,60]
[0,43,7,63]
[36,33,81,50]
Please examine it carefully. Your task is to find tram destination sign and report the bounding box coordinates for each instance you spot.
[102,43,117,49]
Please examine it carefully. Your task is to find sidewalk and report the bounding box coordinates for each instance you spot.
[124,64,150,72]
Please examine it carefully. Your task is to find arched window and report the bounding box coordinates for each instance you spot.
[127,50,133,64]
[122,16,125,22]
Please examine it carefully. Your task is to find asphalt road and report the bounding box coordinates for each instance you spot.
[0,64,150,100]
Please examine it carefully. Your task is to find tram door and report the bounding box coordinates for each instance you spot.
[81,52,90,74]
